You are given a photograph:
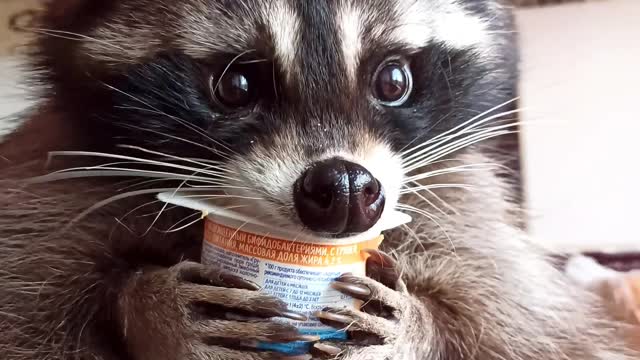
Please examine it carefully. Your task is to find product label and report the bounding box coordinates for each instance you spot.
[202,220,382,354]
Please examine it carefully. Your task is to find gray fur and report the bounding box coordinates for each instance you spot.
[0,0,637,359]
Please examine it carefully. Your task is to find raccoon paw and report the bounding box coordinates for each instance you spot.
[120,261,315,360]
[311,250,429,360]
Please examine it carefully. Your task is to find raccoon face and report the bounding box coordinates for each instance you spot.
[37,0,518,237]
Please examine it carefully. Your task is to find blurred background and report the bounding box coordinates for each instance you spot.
[0,0,638,254]
[516,0,639,253]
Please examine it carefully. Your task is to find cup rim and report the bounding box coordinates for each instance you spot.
[157,191,412,244]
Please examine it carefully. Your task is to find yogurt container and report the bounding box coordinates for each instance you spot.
[158,192,411,354]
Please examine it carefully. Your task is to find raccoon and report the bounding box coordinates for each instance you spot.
[0,0,635,359]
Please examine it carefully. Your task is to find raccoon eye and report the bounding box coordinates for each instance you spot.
[210,71,253,109]
[373,60,413,106]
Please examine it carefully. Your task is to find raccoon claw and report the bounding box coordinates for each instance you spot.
[362,249,405,291]
[362,249,397,269]
[311,342,344,357]
[311,341,391,360]
[313,251,428,358]
[315,306,397,340]
[317,251,406,337]
[168,261,307,322]
[189,344,313,360]
[315,308,355,325]
[330,279,371,297]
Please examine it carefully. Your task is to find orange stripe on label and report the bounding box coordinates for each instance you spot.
[204,219,383,267]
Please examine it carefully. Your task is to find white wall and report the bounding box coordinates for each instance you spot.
[516,0,640,252]
[0,0,38,137]
[0,56,33,136]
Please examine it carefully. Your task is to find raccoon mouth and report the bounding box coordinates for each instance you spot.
[293,157,386,238]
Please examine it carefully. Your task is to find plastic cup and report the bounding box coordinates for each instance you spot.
[158,192,411,354]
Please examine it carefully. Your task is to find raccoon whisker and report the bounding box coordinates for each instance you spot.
[123,191,261,221]
[61,187,204,231]
[400,183,477,194]
[46,149,227,174]
[115,178,242,192]
[403,163,498,183]
[115,112,233,162]
[395,223,428,254]
[399,109,456,153]
[22,27,126,52]
[272,60,278,100]
[401,123,514,169]
[405,181,460,216]
[395,203,455,253]
[181,157,227,166]
[182,181,242,189]
[423,187,460,215]
[236,58,269,64]
[402,184,450,218]
[142,160,238,236]
[398,157,474,178]
[119,199,168,222]
[438,61,454,100]
[71,160,233,180]
[401,184,477,196]
[114,109,233,161]
[163,202,273,234]
[198,204,293,241]
[289,227,310,243]
[402,128,516,171]
[95,161,235,181]
[30,169,230,186]
[412,130,516,170]
[175,194,264,201]
[402,114,521,167]
[395,204,437,222]
[117,145,234,174]
[32,169,224,185]
[231,205,305,241]
[403,163,498,180]
[252,205,293,229]
[42,150,240,181]
[118,178,248,193]
[102,82,238,158]
[403,157,469,168]
[133,194,265,221]
[114,216,138,236]
[211,49,256,97]
[134,181,191,236]
[137,203,181,218]
[151,156,254,232]
[112,171,239,194]
[116,122,233,160]
[401,110,522,164]
[401,97,519,157]
[163,211,206,233]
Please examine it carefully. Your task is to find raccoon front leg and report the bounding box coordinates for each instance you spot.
[118,261,314,360]
[312,250,432,360]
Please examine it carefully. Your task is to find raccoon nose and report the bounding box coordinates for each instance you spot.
[294,158,385,235]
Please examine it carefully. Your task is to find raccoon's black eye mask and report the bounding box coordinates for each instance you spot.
[93,42,488,161]
[207,54,415,114]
